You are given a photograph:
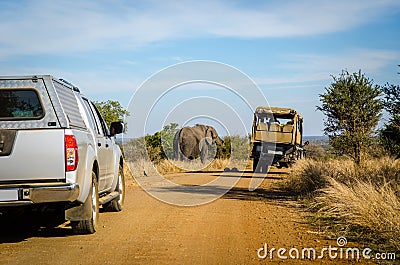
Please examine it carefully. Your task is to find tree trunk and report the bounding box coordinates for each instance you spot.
[354,142,361,165]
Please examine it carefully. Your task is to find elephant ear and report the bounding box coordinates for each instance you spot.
[205,127,213,145]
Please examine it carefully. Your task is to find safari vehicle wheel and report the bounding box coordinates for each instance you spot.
[253,158,268,173]
[252,158,260,172]
[71,172,99,234]
[104,165,125,212]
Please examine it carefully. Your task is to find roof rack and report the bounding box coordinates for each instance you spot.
[59,78,80,92]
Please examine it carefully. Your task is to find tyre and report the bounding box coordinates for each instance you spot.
[253,158,259,172]
[104,165,125,212]
[71,172,99,234]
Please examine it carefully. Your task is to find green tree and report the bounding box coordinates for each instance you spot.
[145,123,179,162]
[145,131,163,162]
[217,136,231,159]
[160,123,179,159]
[380,81,400,158]
[93,100,129,128]
[215,135,250,160]
[317,70,382,164]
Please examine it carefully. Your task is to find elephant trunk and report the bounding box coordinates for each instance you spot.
[173,129,181,160]
[216,136,223,145]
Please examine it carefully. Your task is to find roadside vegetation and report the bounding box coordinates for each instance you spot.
[92,103,247,175]
[122,123,250,175]
[94,100,130,128]
[283,68,400,252]
[282,158,400,248]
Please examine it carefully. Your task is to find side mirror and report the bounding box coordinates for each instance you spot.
[110,122,124,136]
[303,141,309,146]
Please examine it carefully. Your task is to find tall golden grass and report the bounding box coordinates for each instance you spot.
[282,157,400,250]
[317,177,400,249]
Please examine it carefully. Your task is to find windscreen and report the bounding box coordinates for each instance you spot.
[0,89,44,120]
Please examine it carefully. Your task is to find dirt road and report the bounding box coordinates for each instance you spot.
[0,168,371,264]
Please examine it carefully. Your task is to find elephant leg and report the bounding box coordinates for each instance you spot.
[200,144,208,164]
[176,145,184,161]
[173,146,179,160]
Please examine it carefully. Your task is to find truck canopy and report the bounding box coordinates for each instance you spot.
[0,75,86,130]
[0,75,87,182]
[254,107,301,120]
[252,106,303,145]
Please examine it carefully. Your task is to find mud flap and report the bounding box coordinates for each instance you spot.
[65,191,92,221]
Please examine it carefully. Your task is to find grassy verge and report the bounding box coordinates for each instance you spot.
[281,157,400,251]
[125,158,247,177]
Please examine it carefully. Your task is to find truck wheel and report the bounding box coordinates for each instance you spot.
[104,165,125,212]
[253,158,260,172]
[71,173,99,234]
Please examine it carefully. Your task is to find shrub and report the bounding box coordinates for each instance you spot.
[305,143,326,160]
[282,157,400,250]
[281,159,354,196]
[281,160,328,196]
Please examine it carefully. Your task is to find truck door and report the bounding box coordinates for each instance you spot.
[81,99,114,192]
[91,103,115,189]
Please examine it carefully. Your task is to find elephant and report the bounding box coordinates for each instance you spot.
[173,125,223,163]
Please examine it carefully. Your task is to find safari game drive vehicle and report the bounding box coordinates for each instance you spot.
[250,106,306,172]
[0,75,125,234]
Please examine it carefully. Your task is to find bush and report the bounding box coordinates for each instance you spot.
[282,157,400,250]
[281,160,328,196]
[281,159,354,196]
[305,143,326,160]
[123,125,250,165]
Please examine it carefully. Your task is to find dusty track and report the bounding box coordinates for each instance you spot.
[0,168,373,264]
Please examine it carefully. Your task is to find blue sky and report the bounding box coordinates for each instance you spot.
[1,0,399,136]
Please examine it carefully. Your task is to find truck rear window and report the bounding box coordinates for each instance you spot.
[0,89,44,120]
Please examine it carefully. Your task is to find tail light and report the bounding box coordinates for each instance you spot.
[65,130,79,171]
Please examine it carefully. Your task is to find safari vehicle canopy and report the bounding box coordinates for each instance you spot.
[251,106,303,145]
[251,106,305,171]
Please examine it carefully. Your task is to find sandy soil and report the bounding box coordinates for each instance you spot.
[0,168,375,264]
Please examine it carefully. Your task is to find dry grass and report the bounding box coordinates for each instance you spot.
[316,177,400,249]
[125,159,157,179]
[281,160,326,195]
[282,157,400,195]
[122,160,134,180]
[282,157,400,250]
[355,157,400,187]
[126,158,247,177]
[281,158,355,196]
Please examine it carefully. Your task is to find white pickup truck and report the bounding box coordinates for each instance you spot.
[0,75,125,234]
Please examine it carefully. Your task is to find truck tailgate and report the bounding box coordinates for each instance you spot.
[0,129,65,182]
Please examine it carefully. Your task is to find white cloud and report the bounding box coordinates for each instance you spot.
[255,49,400,86]
[255,73,329,86]
[0,0,399,57]
[281,49,400,73]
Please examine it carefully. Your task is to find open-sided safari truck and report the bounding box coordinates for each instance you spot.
[250,106,307,172]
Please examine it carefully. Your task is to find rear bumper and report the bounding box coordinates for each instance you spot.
[0,183,79,206]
